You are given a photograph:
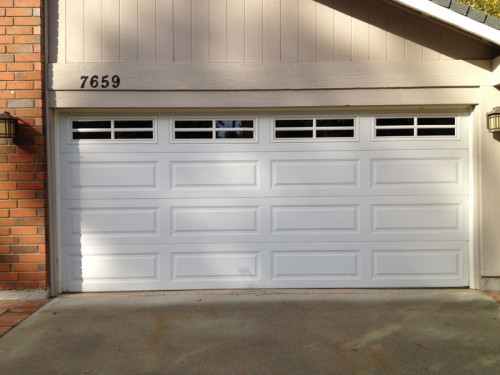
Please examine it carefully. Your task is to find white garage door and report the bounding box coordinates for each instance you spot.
[58,113,469,292]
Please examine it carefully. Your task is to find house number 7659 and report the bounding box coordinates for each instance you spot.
[80,75,121,89]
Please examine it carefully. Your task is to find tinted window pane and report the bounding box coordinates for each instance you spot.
[275,120,313,128]
[73,132,112,140]
[376,118,414,126]
[417,117,455,126]
[417,128,455,136]
[174,131,212,139]
[115,120,153,129]
[175,121,212,129]
[376,129,414,137]
[115,131,154,139]
[216,130,254,139]
[317,119,354,127]
[276,130,314,138]
[73,121,111,129]
[317,130,354,138]
[215,120,253,129]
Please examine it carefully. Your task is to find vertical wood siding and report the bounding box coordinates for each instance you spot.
[59,0,496,64]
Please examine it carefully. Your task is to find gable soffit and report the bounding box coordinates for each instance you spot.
[390,0,500,46]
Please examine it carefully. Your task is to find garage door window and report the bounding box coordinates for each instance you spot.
[173,119,255,141]
[71,119,155,142]
[374,117,457,138]
[273,118,356,141]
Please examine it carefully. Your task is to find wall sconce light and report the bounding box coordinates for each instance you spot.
[487,107,500,133]
[0,111,18,138]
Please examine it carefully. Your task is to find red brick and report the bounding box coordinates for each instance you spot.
[15,0,41,6]
[11,245,37,254]
[0,255,19,263]
[14,71,42,81]
[6,44,32,53]
[0,201,17,208]
[0,36,14,44]
[18,236,45,245]
[0,228,10,235]
[15,90,42,99]
[11,227,37,236]
[0,236,18,245]
[7,81,33,90]
[0,245,11,253]
[0,17,13,26]
[19,272,46,281]
[15,53,42,62]
[33,43,41,53]
[13,281,41,289]
[11,108,42,117]
[19,254,45,262]
[10,209,37,218]
[0,0,14,7]
[18,218,44,226]
[0,91,15,99]
[6,26,32,35]
[9,191,35,199]
[0,264,11,272]
[18,200,44,208]
[8,154,35,163]
[13,35,40,44]
[0,209,10,218]
[0,218,18,226]
[14,17,40,26]
[6,8,32,17]
[0,164,16,172]
[0,192,8,199]
[16,164,44,172]
[9,172,35,181]
[17,181,43,190]
[12,263,38,272]
[0,72,15,81]
[0,273,19,281]
[0,182,16,190]
[0,282,13,290]
[8,62,33,71]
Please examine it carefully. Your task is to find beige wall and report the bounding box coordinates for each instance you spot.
[479,84,500,287]
[51,0,497,64]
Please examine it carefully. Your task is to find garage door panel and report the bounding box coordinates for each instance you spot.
[62,245,163,292]
[61,200,165,245]
[370,151,467,195]
[272,251,360,280]
[171,206,260,235]
[370,241,468,286]
[60,153,165,199]
[271,205,359,234]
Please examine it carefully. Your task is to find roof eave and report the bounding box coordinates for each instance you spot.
[392,0,500,46]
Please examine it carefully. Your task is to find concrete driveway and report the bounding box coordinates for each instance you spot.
[0,290,499,375]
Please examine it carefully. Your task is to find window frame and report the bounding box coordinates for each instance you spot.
[372,115,460,141]
[271,116,359,142]
[69,117,157,144]
[170,117,258,143]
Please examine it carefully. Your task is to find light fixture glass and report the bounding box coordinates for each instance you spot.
[487,107,500,133]
[0,112,18,138]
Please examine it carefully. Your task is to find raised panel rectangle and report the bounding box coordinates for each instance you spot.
[372,158,461,186]
[71,208,159,235]
[171,206,259,234]
[272,160,358,187]
[372,204,461,232]
[172,252,258,280]
[171,161,258,188]
[71,254,159,281]
[273,251,359,279]
[69,162,158,189]
[373,250,460,277]
[272,205,358,233]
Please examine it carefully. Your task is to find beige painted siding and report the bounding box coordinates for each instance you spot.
[55,0,497,64]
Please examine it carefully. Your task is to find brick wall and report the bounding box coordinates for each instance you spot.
[0,0,47,290]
